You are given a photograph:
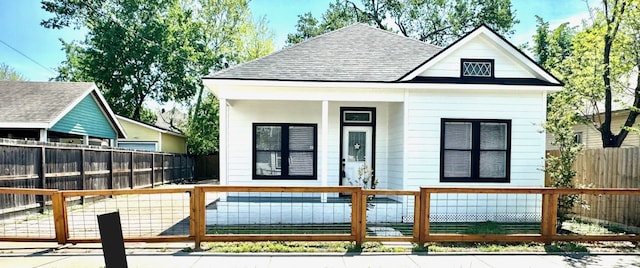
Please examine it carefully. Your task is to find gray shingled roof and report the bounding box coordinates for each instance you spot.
[0,81,95,124]
[206,23,441,82]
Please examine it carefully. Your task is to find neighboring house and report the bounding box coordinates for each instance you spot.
[546,96,640,149]
[203,24,562,223]
[0,81,125,145]
[116,115,187,153]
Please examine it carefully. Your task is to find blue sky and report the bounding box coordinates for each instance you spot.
[0,0,595,81]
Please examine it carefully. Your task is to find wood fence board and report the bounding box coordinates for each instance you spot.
[546,147,640,229]
[0,140,192,211]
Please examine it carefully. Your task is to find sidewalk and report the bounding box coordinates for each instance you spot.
[0,242,638,268]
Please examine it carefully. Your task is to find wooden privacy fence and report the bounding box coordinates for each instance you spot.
[1,186,638,248]
[0,139,193,211]
[193,153,219,180]
[546,147,640,228]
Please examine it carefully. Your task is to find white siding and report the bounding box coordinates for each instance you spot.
[404,90,547,189]
[227,100,322,186]
[387,102,404,190]
[418,35,535,79]
[226,100,390,187]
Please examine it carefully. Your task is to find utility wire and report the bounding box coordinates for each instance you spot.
[0,39,58,75]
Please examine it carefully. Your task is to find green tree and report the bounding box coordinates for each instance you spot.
[559,0,640,147]
[183,0,274,155]
[42,0,215,123]
[43,0,273,154]
[185,94,218,155]
[286,0,518,47]
[532,16,576,73]
[533,17,584,226]
[0,63,26,81]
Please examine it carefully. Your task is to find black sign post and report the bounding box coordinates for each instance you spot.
[97,211,128,268]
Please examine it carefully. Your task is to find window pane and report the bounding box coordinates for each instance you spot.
[348,131,366,161]
[344,112,371,122]
[444,150,471,177]
[255,151,281,176]
[480,151,506,178]
[289,126,314,151]
[480,123,506,150]
[289,152,314,176]
[256,126,281,150]
[463,61,492,77]
[444,122,472,150]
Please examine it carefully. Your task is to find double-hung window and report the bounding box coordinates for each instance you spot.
[440,119,511,182]
[253,123,317,180]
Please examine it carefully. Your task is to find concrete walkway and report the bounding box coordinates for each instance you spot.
[0,242,638,268]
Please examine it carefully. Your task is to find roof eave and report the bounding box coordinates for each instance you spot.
[204,78,563,91]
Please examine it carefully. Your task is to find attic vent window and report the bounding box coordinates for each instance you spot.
[461,59,494,78]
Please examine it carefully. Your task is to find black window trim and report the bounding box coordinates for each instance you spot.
[439,118,511,183]
[460,58,495,78]
[252,123,318,180]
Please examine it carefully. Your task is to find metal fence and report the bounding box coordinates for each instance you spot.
[0,186,638,248]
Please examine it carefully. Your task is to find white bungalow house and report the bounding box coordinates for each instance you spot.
[202,24,562,224]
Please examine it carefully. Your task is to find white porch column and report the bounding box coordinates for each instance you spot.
[82,135,89,145]
[39,129,47,142]
[403,89,410,190]
[219,98,228,187]
[321,100,329,202]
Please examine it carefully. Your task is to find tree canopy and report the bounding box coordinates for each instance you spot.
[42,0,274,154]
[534,0,640,147]
[286,0,519,47]
[0,63,26,81]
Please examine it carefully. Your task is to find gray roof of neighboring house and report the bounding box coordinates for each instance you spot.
[205,23,442,82]
[0,81,96,124]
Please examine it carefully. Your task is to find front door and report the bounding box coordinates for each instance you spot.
[341,126,372,187]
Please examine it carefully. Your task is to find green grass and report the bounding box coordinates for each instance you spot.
[199,241,408,253]
[431,221,541,235]
[207,224,352,235]
[197,240,602,253]
[544,242,589,253]
[199,220,637,253]
[560,219,635,235]
[206,221,540,236]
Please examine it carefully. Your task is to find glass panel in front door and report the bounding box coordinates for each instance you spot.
[348,131,366,161]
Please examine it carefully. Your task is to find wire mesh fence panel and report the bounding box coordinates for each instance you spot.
[364,194,415,238]
[205,191,353,235]
[0,193,55,239]
[66,192,191,239]
[562,192,640,236]
[429,193,542,235]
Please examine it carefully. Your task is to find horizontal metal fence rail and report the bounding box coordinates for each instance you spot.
[0,186,638,248]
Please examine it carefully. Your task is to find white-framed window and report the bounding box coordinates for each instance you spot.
[574,132,583,144]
